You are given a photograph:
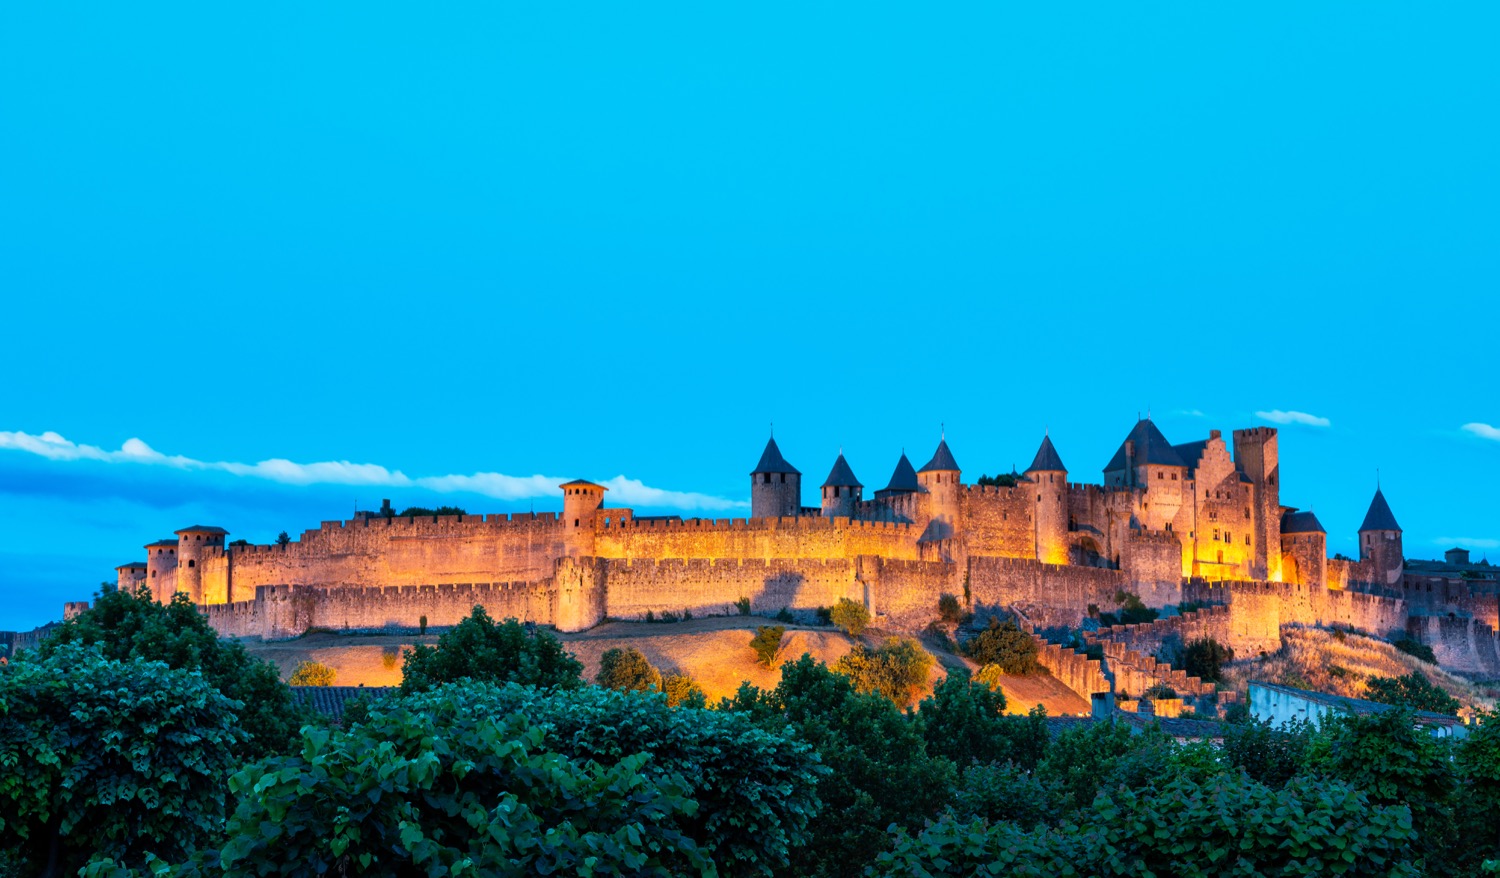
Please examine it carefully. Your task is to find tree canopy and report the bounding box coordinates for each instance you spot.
[399,605,583,694]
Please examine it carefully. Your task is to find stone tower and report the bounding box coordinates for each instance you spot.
[1026,433,1069,565]
[174,526,227,604]
[144,539,178,602]
[1279,509,1327,588]
[1233,426,1282,582]
[1104,418,1186,531]
[1358,487,1404,586]
[820,452,863,518]
[560,479,606,558]
[750,436,802,518]
[917,436,961,541]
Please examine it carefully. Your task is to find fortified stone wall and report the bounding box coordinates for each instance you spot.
[1121,530,1185,606]
[599,557,860,621]
[1101,641,1216,701]
[593,515,920,563]
[860,557,960,631]
[1033,637,1111,702]
[1409,615,1500,677]
[960,485,1035,559]
[968,556,1126,629]
[1088,605,1233,663]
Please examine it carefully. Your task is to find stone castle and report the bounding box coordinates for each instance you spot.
[107,419,1500,679]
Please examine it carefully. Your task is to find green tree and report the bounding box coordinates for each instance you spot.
[728,655,956,878]
[662,673,707,708]
[947,760,1063,829]
[937,593,962,624]
[829,598,870,636]
[1392,636,1437,663]
[287,660,336,686]
[1458,710,1500,867]
[0,644,244,877]
[961,617,1042,675]
[750,625,786,668]
[1219,716,1315,787]
[1364,672,1461,715]
[596,647,662,692]
[1180,636,1233,681]
[833,636,933,706]
[36,585,305,759]
[917,672,1047,769]
[274,531,291,546]
[399,605,582,694]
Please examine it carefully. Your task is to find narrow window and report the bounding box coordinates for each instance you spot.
[1158,471,1164,480]
[1213,528,1220,540]
[187,560,195,568]
[1244,535,1251,545]
[574,519,580,527]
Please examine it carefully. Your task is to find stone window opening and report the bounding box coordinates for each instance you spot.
[1213,528,1220,540]
[780,473,786,484]
[1171,472,1178,480]
[151,571,157,578]
[187,560,195,568]
[574,519,580,527]
[1158,471,1164,480]
[1244,535,1251,545]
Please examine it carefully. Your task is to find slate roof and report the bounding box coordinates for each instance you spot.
[1280,510,1326,535]
[919,439,960,473]
[1104,419,1185,471]
[559,479,606,490]
[1359,488,1402,532]
[881,453,921,493]
[1026,434,1067,473]
[291,686,396,722]
[750,437,801,475]
[174,525,229,535]
[115,561,149,569]
[821,453,863,488]
[144,539,179,548]
[1171,440,1208,474]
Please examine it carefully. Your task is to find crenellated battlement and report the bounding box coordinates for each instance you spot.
[595,514,915,535]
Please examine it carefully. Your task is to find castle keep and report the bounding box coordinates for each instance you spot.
[111,420,1500,677]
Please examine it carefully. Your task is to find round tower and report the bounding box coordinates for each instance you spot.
[1279,509,1327,588]
[1358,487,1404,586]
[1025,433,1069,565]
[114,561,148,594]
[144,539,179,603]
[560,479,607,558]
[750,435,802,518]
[917,436,961,541]
[820,452,863,518]
[174,526,227,604]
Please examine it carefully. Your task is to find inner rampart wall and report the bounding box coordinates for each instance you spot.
[592,515,920,563]
[968,556,1126,629]
[599,557,861,621]
[960,486,1035,559]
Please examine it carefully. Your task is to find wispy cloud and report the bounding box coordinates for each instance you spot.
[0,430,746,511]
[1174,409,1207,418]
[1461,423,1500,442]
[1433,536,1500,550]
[1255,410,1331,428]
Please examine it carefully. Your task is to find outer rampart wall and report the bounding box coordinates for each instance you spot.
[1034,637,1111,703]
[593,515,920,563]
[860,557,960,631]
[599,557,860,621]
[968,556,1126,629]
[1088,605,1233,663]
[1409,615,1500,677]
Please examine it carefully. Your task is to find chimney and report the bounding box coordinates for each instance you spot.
[1091,691,1116,720]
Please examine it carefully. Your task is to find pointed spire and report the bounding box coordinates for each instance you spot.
[1359,487,1401,532]
[1026,433,1067,473]
[881,452,920,493]
[919,434,960,473]
[821,453,863,488]
[750,435,800,476]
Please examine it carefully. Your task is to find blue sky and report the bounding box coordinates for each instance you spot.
[2,3,1497,630]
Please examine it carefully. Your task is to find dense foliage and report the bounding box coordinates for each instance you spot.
[937,593,963,623]
[596,646,662,692]
[399,605,583,693]
[1097,591,1159,626]
[662,672,707,708]
[749,625,785,668]
[917,671,1046,769]
[35,585,305,759]
[1392,636,1437,663]
[1180,636,1233,681]
[395,505,467,517]
[287,659,336,686]
[1364,671,1461,715]
[832,636,933,706]
[961,617,1042,674]
[829,598,870,636]
[0,645,244,877]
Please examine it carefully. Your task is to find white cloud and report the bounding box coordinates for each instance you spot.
[1255,410,1331,428]
[1433,536,1500,550]
[1174,409,1207,418]
[1461,423,1500,442]
[0,430,747,511]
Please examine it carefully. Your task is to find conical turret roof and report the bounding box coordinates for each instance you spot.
[881,453,920,493]
[821,453,863,488]
[750,436,800,476]
[1104,418,1185,471]
[1359,488,1402,532]
[919,438,960,473]
[1026,434,1067,473]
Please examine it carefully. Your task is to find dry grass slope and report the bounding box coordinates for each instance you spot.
[1222,626,1499,711]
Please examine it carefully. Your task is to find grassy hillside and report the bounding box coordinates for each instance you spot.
[242,616,1090,715]
[1221,626,1499,712]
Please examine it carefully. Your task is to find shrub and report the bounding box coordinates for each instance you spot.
[0,644,244,876]
[972,662,1005,691]
[596,647,662,692]
[961,617,1042,675]
[660,610,681,623]
[735,596,752,616]
[750,625,786,668]
[1220,716,1314,787]
[774,607,795,624]
[919,674,1048,770]
[380,646,401,671]
[830,597,871,636]
[662,673,707,708]
[399,605,583,694]
[815,606,833,626]
[288,660,336,687]
[833,636,933,706]
[396,505,466,517]
[418,614,427,634]
[1180,636,1233,681]
[948,760,1063,828]
[1097,591,1158,627]
[937,593,962,623]
[274,530,291,546]
[1364,672,1461,715]
[1142,683,1177,699]
[37,585,306,759]
[1393,636,1438,664]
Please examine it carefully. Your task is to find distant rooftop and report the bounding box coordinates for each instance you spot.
[821,453,862,488]
[1358,488,1402,532]
[1250,680,1464,728]
[1105,419,1186,471]
[919,438,960,473]
[1280,510,1326,535]
[291,686,395,722]
[174,525,229,535]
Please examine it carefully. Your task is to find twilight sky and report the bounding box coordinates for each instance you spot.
[2,3,1497,630]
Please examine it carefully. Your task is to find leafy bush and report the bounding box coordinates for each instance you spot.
[937,593,962,623]
[1364,672,1461,715]
[830,598,871,636]
[947,760,1064,829]
[417,614,427,634]
[1142,683,1177,699]
[1392,636,1437,664]
[735,596,752,616]
[662,673,707,708]
[774,607,795,624]
[37,585,306,759]
[1097,591,1158,626]
[750,625,786,668]
[596,647,662,692]
[395,505,466,517]
[961,617,1042,675]
[288,660,336,686]
[815,606,833,626]
[1220,716,1315,787]
[380,646,401,671]
[399,606,582,694]
[1180,636,1233,681]
[918,674,1049,770]
[833,636,933,706]
[0,644,244,876]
